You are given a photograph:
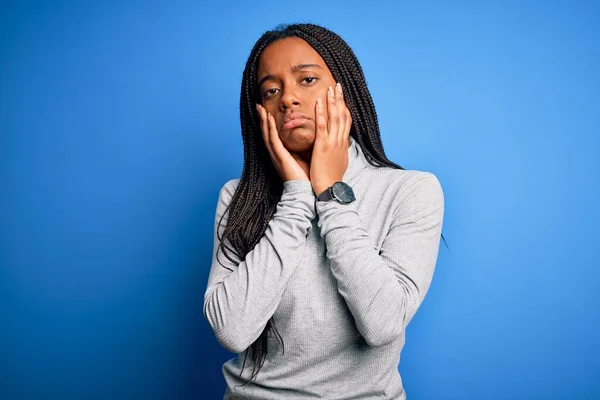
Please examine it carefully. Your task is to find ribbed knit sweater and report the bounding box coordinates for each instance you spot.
[204,136,444,399]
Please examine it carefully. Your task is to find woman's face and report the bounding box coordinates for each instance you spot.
[257,37,337,153]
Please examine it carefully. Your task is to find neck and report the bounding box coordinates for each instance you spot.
[296,148,313,164]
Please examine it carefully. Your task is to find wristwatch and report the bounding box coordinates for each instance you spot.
[317,181,356,204]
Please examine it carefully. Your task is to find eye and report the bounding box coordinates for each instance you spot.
[263,88,279,99]
[302,76,318,84]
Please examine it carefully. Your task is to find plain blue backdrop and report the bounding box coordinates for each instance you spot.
[1,1,599,399]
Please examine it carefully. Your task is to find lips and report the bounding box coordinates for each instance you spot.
[282,112,310,131]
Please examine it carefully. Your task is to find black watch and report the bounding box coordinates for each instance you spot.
[317,181,356,204]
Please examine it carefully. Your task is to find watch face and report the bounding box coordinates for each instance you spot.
[332,182,355,203]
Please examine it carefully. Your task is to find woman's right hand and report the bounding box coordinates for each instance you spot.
[256,104,310,183]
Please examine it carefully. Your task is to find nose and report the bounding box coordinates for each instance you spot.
[279,84,301,112]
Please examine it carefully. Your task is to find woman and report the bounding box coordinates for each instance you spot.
[204,23,445,399]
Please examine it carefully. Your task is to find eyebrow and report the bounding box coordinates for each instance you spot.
[257,64,322,88]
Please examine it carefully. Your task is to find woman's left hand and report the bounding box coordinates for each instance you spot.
[310,82,353,196]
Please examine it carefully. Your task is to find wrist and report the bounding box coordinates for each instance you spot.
[313,180,340,196]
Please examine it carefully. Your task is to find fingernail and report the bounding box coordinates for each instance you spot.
[336,82,343,94]
[317,98,322,108]
[328,86,334,98]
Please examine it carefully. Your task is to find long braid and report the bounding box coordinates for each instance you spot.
[215,23,447,385]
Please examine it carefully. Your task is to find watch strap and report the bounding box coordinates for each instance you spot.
[317,187,333,202]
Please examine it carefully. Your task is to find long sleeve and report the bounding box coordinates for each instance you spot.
[203,179,316,353]
[315,172,444,347]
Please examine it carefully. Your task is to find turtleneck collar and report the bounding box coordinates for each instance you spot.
[342,135,369,182]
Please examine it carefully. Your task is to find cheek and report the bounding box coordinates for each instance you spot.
[263,103,277,115]
[262,104,281,128]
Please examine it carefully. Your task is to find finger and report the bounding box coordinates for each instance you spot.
[315,97,327,141]
[336,82,351,143]
[267,112,287,161]
[257,104,269,143]
[258,105,277,164]
[327,85,340,141]
[257,105,269,145]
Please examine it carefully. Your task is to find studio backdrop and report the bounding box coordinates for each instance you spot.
[1,1,599,399]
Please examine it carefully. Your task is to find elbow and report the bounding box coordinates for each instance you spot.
[214,329,252,354]
[361,287,420,347]
[361,309,408,347]
[363,326,403,347]
[203,296,253,354]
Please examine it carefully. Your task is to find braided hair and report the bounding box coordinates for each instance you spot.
[215,22,447,384]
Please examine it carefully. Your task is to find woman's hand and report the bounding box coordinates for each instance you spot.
[256,104,310,182]
[310,83,353,196]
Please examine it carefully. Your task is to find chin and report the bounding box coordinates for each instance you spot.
[281,128,316,152]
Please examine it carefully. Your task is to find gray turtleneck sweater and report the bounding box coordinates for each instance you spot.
[204,136,444,399]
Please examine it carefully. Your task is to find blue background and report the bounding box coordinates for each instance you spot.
[2,1,599,399]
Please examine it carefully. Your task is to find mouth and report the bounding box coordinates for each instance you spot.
[282,118,309,131]
[281,112,310,131]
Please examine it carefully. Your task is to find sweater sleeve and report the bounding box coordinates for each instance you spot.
[315,172,444,347]
[203,179,316,353]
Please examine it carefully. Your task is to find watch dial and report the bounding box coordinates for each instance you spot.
[332,182,355,203]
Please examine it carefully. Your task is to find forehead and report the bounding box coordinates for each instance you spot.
[257,37,331,77]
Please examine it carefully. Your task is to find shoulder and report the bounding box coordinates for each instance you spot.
[395,170,444,217]
[216,178,241,210]
[366,165,442,195]
[372,167,444,210]
[398,170,443,196]
[220,178,241,196]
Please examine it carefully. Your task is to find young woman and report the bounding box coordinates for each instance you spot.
[204,23,445,399]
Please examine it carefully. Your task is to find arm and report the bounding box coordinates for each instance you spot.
[203,179,316,353]
[315,172,444,347]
